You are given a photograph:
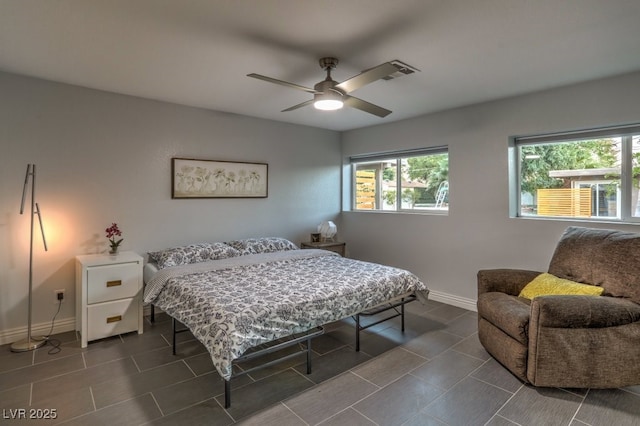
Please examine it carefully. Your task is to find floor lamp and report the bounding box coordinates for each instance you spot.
[11,164,48,352]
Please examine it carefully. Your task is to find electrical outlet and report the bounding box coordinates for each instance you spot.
[55,289,65,303]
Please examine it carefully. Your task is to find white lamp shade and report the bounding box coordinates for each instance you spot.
[318,220,337,240]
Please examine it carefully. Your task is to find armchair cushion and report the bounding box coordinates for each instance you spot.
[548,226,640,304]
[530,295,640,329]
[518,273,604,300]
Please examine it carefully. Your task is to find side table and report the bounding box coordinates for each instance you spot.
[75,251,144,347]
[300,241,346,257]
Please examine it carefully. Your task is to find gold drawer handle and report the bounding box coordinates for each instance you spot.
[106,280,122,287]
[106,315,122,324]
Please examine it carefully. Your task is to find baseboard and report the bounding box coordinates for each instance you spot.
[0,317,77,346]
[2,306,158,345]
[428,290,477,312]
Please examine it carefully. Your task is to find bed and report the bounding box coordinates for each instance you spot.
[143,237,429,406]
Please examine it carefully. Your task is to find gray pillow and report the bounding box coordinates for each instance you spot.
[226,237,299,256]
[148,242,241,269]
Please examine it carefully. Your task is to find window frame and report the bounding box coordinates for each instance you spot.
[350,146,449,214]
[509,124,640,223]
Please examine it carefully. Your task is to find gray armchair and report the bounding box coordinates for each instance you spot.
[477,226,640,388]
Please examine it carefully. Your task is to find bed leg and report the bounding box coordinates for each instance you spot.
[224,380,231,408]
[150,305,155,323]
[355,314,361,352]
[306,337,312,374]
[401,297,406,332]
[172,318,177,355]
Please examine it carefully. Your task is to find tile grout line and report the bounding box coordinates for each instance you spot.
[397,345,429,361]
[278,401,310,426]
[312,370,385,425]
[159,334,171,347]
[414,373,502,425]
[148,391,166,417]
[481,381,525,426]
[492,413,524,426]
[406,348,487,390]
[449,345,491,362]
[130,355,142,373]
[89,386,97,412]
[288,364,319,386]
[465,358,524,395]
[349,369,383,390]
[181,358,198,378]
[470,375,520,396]
[348,406,380,426]
[568,388,590,426]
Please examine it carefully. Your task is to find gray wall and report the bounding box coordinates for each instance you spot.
[341,71,640,309]
[2,69,640,341]
[0,72,341,339]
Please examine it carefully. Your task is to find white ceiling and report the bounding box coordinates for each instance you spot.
[2,0,640,131]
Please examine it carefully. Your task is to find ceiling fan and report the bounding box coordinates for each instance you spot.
[247,58,412,118]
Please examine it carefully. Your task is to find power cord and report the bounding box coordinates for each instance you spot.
[42,298,63,354]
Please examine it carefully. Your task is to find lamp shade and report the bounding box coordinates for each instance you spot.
[318,220,337,240]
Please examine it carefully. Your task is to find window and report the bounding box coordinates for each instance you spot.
[351,147,449,212]
[512,124,640,222]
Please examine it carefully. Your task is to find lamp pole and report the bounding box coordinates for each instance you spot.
[11,164,47,352]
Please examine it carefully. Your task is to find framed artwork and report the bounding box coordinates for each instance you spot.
[172,158,268,198]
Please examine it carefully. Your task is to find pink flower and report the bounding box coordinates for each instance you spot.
[106,223,123,251]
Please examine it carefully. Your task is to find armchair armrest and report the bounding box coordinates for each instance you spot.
[531,296,640,329]
[477,269,541,297]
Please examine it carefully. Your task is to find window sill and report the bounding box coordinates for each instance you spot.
[345,209,449,216]
[513,215,640,226]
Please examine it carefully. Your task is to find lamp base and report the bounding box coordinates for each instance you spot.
[10,336,47,352]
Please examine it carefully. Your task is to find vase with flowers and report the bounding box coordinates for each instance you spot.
[106,223,123,255]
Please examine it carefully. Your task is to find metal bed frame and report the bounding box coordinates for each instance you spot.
[171,317,323,408]
[154,292,417,408]
[353,294,417,351]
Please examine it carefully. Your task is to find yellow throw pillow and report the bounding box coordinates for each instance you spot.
[519,273,604,300]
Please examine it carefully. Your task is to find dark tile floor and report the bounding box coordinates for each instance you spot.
[1,300,639,425]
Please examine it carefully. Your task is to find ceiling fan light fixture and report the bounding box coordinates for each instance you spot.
[314,98,343,111]
[248,57,400,117]
[313,90,343,111]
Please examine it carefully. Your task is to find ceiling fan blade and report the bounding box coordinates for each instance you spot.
[247,73,318,94]
[335,62,398,93]
[344,95,392,118]
[282,99,314,112]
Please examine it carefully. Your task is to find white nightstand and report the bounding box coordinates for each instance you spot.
[75,251,144,348]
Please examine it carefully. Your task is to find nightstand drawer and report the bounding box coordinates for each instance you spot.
[300,241,346,257]
[87,298,140,341]
[87,263,140,304]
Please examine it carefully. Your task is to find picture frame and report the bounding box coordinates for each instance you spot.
[172,158,268,199]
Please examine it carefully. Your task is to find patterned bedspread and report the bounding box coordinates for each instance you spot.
[143,249,429,380]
